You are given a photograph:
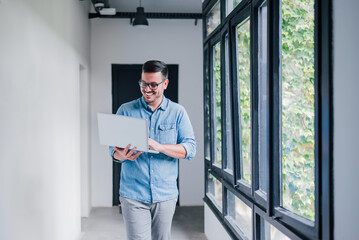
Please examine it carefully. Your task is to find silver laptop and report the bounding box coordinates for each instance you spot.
[97,113,159,154]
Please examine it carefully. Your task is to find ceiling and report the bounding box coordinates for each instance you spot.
[106,0,202,13]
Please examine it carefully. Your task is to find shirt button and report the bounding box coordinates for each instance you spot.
[151,156,153,158]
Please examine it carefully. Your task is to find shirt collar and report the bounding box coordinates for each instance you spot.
[158,96,169,111]
[140,96,169,112]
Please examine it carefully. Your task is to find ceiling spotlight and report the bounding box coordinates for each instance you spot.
[133,0,148,27]
[93,2,105,12]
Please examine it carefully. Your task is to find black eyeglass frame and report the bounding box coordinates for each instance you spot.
[138,78,166,90]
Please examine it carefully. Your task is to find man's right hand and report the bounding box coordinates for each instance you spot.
[113,145,143,161]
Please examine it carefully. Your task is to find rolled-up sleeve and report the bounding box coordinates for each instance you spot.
[109,146,115,158]
[177,109,196,160]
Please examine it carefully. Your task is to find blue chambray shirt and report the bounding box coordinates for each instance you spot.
[109,96,196,203]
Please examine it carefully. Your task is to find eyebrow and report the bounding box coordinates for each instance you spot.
[140,80,164,83]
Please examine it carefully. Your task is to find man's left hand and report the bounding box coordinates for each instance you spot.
[148,138,163,152]
[148,138,187,159]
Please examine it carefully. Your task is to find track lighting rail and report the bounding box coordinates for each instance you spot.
[88,12,202,25]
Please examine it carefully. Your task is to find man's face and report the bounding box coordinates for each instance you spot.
[140,71,168,105]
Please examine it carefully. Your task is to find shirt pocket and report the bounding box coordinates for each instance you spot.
[158,124,177,145]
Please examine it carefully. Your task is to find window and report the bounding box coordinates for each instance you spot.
[204,47,211,163]
[280,0,315,221]
[257,1,268,197]
[207,172,223,211]
[236,17,251,186]
[213,41,222,167]
[227,190,253,239]
[224,33,234,174]
[262,222,291,240]
[206,1,221,36]
[203,0,332,239]
[226,0,243,15]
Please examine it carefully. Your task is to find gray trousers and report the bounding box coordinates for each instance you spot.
[120,196,177,240]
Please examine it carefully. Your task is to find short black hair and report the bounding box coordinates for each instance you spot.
[142,60,168,79]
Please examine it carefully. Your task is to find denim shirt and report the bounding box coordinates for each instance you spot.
[109,96,196,203]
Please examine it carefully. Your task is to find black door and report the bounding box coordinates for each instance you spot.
[111,64,179,206]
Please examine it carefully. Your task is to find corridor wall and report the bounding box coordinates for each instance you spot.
[0,1,91,239]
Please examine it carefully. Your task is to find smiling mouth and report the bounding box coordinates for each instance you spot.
[145,92,154,96]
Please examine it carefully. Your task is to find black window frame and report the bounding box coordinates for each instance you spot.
[231,3,253,199]
[203,0,223,41]
[209,31,223,176]
[252,0,268,210]
[222,22,236,184]
[204,43,211,168]
[202,0,333,239]
[224,181,255,240]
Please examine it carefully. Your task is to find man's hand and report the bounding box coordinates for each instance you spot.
[148,138,163,152]
[148,138,187,159]
[113,145,143,161]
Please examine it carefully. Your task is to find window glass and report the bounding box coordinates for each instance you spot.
[258,3,268,193]
[204,49,211,161]
[206,1,221,35]
[237,18,251,184]
[213,42,222,167]
[281,0,315,221]
[207,173,223,211]
[225,34,234,173]
[260,218,291,240]
[227,191,253,239]
[226,0,243,16]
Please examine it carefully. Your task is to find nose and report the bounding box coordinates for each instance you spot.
[144,84,152,91]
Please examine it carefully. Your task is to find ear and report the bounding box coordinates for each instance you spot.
[163,79,169,89]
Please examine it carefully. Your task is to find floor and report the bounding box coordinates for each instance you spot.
[81,206,207,240]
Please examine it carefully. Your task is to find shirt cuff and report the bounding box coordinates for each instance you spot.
[110,148,116,158]
[110,147,124,163]
[180,142,195,160]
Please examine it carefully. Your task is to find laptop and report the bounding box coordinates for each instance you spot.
[97,113,159,154]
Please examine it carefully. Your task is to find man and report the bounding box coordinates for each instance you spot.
[109,60,196,240]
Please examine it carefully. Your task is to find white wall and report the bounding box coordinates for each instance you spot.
[204,204,232,240]
[80,65,92,217]
[0,0,91,239]
[90,18,204,206]
[333,0,359,238]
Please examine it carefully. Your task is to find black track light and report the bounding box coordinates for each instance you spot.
[133,0,148,27]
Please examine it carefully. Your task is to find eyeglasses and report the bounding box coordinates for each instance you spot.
[138,79,166,90]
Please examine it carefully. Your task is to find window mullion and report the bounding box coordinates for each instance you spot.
[267,0,281,218]
[232,5,252,198]
[318,1,333,239]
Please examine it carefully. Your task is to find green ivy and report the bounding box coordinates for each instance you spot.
[214,42,222,165]
[281,0,315,221]
[237,19,252,184]
[212,0,315,222]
